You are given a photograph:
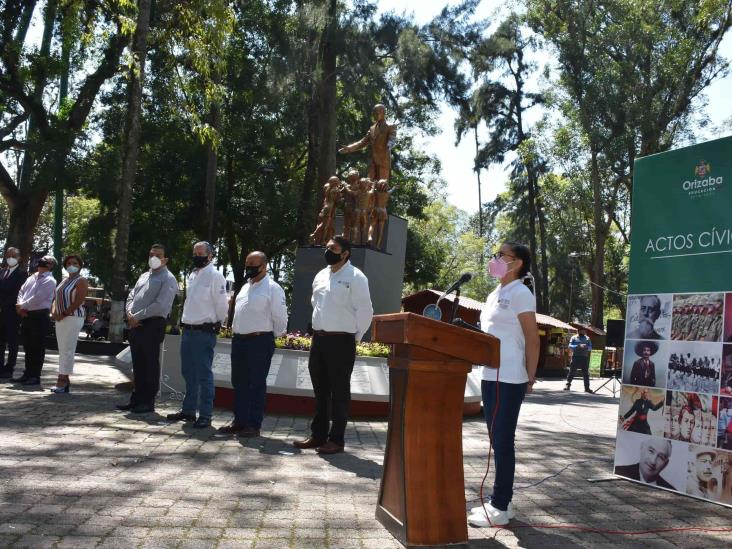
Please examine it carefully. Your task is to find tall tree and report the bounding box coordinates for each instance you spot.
[0,2,129,260]
[109,0,153,343]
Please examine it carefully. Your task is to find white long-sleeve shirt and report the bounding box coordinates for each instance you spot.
[311,262,373,342]
[232,274,288,336]
[181,263,228,325]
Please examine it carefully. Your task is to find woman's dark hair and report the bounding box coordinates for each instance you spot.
[506,242,534,293]
[63,254,84,269]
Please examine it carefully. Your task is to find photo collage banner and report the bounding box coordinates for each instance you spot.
[614,135,732,507]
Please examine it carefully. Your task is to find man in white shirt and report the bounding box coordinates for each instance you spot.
[294,236,373,454]
[218,251,288,437]
[167,242,228,429]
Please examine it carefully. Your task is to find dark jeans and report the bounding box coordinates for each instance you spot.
[481,380,527,511]
[566,356,590,389]
[308,333,356,446]
[180,329,217,419]
[128,317,166,407]
[20,309,51,378]
[231,333,275,428]
[0,309,21,373]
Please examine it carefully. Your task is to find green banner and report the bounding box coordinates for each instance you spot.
[629,136,732,294]
[615,136,732,509]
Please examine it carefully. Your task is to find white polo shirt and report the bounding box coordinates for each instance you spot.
[311,262,373,342]
[479,279,536,384]
[232,274,288,336]
[181,263,228,325]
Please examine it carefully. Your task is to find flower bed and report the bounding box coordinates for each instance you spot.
[218,329,390,358]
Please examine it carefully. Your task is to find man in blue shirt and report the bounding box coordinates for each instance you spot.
[564,327,593,393]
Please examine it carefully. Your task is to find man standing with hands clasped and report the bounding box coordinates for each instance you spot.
[117,244,178,414]
[167,242,228,428]
[564,326,593,393]
[218,251,288,437]
[294,236,373,454]
[0,247,27,380]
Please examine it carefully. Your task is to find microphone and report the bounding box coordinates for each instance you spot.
[440,272,473,299]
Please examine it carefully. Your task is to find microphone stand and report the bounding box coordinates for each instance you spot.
[448,287,461,324]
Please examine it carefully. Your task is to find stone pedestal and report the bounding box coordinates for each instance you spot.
[290,214,407,340]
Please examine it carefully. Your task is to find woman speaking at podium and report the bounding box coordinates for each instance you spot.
[468,242,540,527]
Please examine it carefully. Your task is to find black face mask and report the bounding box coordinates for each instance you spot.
[324,249,343,265]
[192,256,209,269]
[245,265,262,279]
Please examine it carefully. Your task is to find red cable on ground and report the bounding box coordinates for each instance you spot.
[475,368,732,536]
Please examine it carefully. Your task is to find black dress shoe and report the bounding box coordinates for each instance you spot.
[166,411,197,422]
[12,374,29,383]
[130,404,155,414]
[0,370,14,379]
[217,422,247,435]
[116,402,133,411]
[21,377,40,386]
[238,427,260,438]
[193,417,212,429]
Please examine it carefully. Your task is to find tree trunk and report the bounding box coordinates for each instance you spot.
[589,147,605,329]
[524,169,544,313]
[109,0,152,343]
[296,83,321,244]
[6,191,49,262]
[204,104,220,242]
[536,193,550,313]
[315,0,337,206]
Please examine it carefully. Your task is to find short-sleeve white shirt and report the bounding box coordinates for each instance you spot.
[479,280,536,384]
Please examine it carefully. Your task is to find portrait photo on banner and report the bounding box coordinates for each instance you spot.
[625,294,672,340]
[671,292,724,342]
[622,340,669,389]
[685,445,732,505]
[718,396,732,451]
[666,341,722,394]
[722,345,732,397]
[614,430,687,492]
[618,386,666,437]
[663,391,718,446]
[725,293,732,342]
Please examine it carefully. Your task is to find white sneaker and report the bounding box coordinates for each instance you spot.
[467,502,510,527]
[470,502,515,519]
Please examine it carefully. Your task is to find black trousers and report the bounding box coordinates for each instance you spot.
[0,308,21,372]
[21,309,50,378]
[128,317,166,407]
[308,333,356,446]
[566,356,590,389]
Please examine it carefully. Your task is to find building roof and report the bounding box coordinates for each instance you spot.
[570,322,606,336]
[402,289,576,331]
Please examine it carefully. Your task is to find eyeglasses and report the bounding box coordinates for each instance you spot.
[491,252,516,261]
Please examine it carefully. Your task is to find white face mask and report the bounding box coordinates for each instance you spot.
[5,257,18,267]
[66,265,80,275]
[148,256,163,270]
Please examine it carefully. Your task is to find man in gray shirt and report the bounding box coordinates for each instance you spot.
[117,243,178,413]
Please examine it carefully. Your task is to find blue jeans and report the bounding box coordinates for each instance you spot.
[180,329,217,419]
[231,333,275,428]
[481,380,527,511]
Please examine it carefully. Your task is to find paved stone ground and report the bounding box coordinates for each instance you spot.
[0,352,730,549]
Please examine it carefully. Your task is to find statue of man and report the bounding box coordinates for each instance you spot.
[309,176,341,246]
[367,179,394,249]
[341,169,360,243]
[338,104,397,182]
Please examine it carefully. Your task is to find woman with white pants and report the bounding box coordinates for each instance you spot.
[51,255,88,393]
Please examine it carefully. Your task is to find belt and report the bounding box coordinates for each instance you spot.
[233,331,273,340]
[182,322,219,332]
[313,330,354,337]
[636,414,647,421]
[26,308,50,316]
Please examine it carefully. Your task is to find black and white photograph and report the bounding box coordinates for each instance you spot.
[614,430,687,492]
[666,341,721,394]
[625,294,672,340]
[685,445,732,504]
[622,340,669,389]
[664,391,718,446]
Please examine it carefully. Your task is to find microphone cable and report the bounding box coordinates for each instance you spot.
[473,367,732,537]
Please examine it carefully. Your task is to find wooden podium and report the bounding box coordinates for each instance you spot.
[371,313,500,548]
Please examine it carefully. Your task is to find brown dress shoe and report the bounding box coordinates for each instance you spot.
[316,441,345,454]
[293,436,326,449]
[238,427,260,438]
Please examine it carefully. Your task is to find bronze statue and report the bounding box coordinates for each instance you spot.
[368,179,394,249]
[309,176,341,245]
[342,177,374,245]
[338,104,397,182]
[341,169,360,243]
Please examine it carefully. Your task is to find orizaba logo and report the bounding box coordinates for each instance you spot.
[682,160,723,197]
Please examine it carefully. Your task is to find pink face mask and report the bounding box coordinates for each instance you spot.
[488,257,513,280]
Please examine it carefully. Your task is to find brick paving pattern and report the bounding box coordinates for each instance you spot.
[0,352,730,548]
